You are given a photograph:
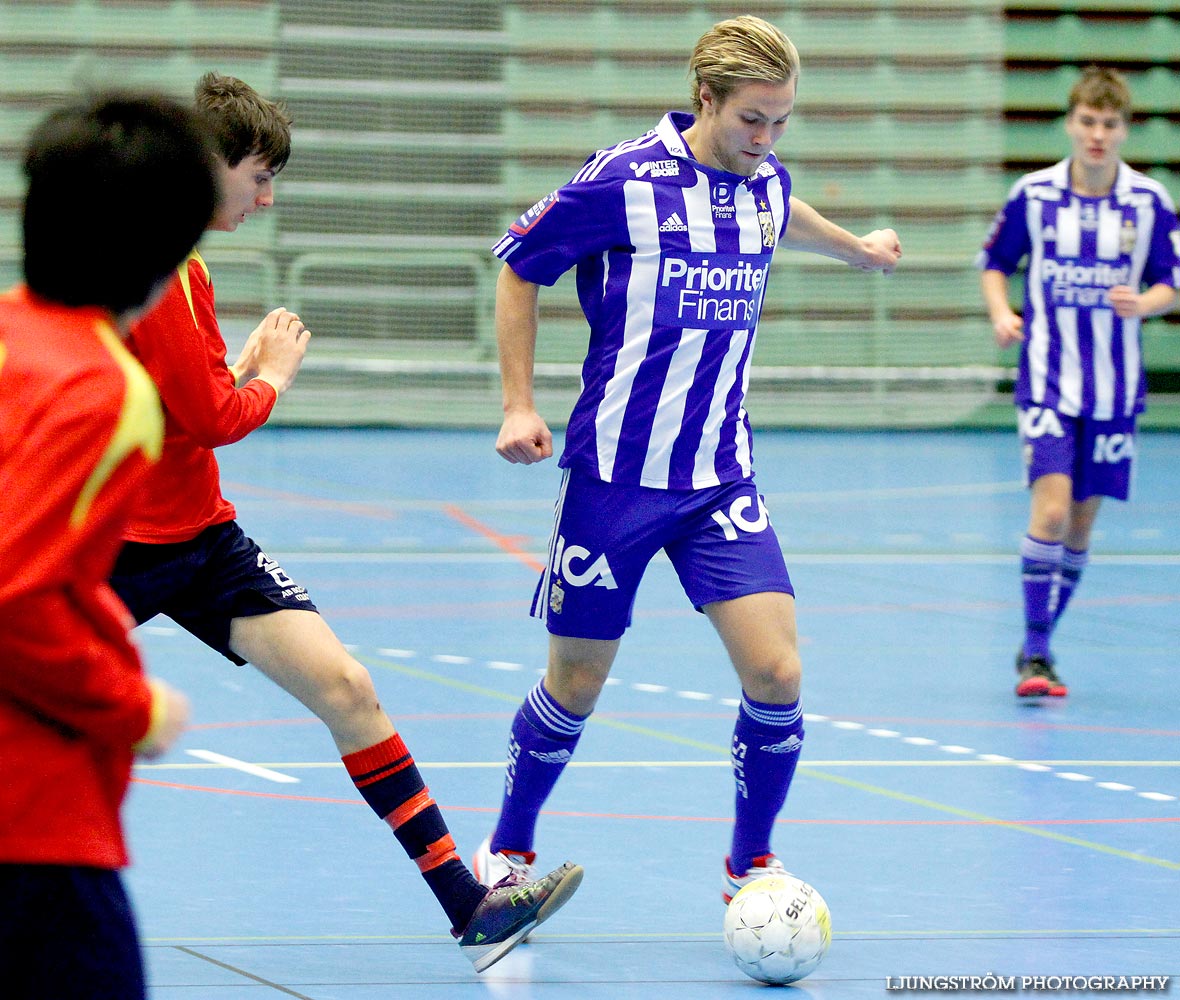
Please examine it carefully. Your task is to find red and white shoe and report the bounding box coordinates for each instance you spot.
[472,835,538,888]
[1016,654,1068,698]
[724,853,786,903]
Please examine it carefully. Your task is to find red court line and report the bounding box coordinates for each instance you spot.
[181,713,1180,736]
[187,713,521,731]
[442,502,543,572]
[130,779,1178,826]
[194,485,541,572]
[187,718,322,731]
[224,481,401,521]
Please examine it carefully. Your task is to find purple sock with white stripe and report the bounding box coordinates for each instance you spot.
[730,693,804,875]
[490,680,587,854]
[1021,535,1062,659]
[1052,546,1088,627]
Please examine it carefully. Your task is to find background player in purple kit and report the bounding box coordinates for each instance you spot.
[978,66,1180,698]
[474,15,902,902]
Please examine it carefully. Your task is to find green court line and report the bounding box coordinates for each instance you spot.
[798,769,1180,871]
[364,653,1180,872]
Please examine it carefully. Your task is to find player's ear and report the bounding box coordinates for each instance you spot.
[698,83,718,115]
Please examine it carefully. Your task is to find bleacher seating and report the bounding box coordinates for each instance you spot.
[0,0,279,321]
[2,0,1175,424]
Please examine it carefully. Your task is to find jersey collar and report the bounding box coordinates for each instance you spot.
[1052,156,1133,198]
[657,111,770,186]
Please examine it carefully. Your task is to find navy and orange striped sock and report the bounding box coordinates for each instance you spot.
[343,733,487,932]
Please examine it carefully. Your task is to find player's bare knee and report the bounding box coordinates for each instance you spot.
[1031,498,1071,539]
[546,661,606,716]
[326,658,381,716]
[740,653,801,703]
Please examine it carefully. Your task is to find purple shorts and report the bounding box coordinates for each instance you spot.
[531,467,794,640]
[1017,405,1137,501]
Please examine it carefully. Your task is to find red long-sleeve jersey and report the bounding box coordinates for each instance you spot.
[121,251,277,543]
[0,286,162,868]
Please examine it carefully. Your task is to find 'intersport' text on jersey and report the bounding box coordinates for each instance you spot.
[492,111,792,490]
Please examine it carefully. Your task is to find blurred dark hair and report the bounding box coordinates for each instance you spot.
[22,92,220,315]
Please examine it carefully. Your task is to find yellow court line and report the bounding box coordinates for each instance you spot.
[797,768,1180,871]
[356,652,1180,870]
[143,927,1180,945]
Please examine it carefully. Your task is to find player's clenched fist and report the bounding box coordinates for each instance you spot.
[496,410,553,465]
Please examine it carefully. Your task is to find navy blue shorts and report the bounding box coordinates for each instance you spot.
[1018,405,1137,502]
[0,865,144,1000]
[532,468,794,640]
[110,520,317,664]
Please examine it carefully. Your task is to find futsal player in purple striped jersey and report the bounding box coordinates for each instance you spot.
[475,15,902,903]
[978,66,1179,698]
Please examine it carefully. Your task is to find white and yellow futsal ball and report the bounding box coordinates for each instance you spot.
[722,873,832,985]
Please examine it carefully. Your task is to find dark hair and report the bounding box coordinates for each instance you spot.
[195,71,292,170]
[22,92,219,315]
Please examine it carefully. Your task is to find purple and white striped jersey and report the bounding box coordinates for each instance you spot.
[493,111,792,490]
[977,158,1180,419]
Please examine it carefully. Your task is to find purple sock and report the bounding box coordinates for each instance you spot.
[1052,547,1088,627]
[1020,535,1062,659]
[490,681,587,854]
[730,693,804,874]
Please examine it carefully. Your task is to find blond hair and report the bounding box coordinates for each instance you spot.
[1067,65,1132,121]
[688,15,799,114]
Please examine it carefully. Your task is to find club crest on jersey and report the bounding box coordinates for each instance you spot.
[1120,218,1138,255]
[549,579,565,613]
[758,209,776,248]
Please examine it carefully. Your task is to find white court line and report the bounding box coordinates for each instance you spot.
[185,749,300,784]
[139,759,1180,772]
[381,647,1180,803]
[272,551,1180,565]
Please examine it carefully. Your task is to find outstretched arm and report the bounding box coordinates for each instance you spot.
[495,263,553,465]
[783,196,901,273]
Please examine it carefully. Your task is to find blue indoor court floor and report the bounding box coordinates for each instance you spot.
[123,428,1180,999]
